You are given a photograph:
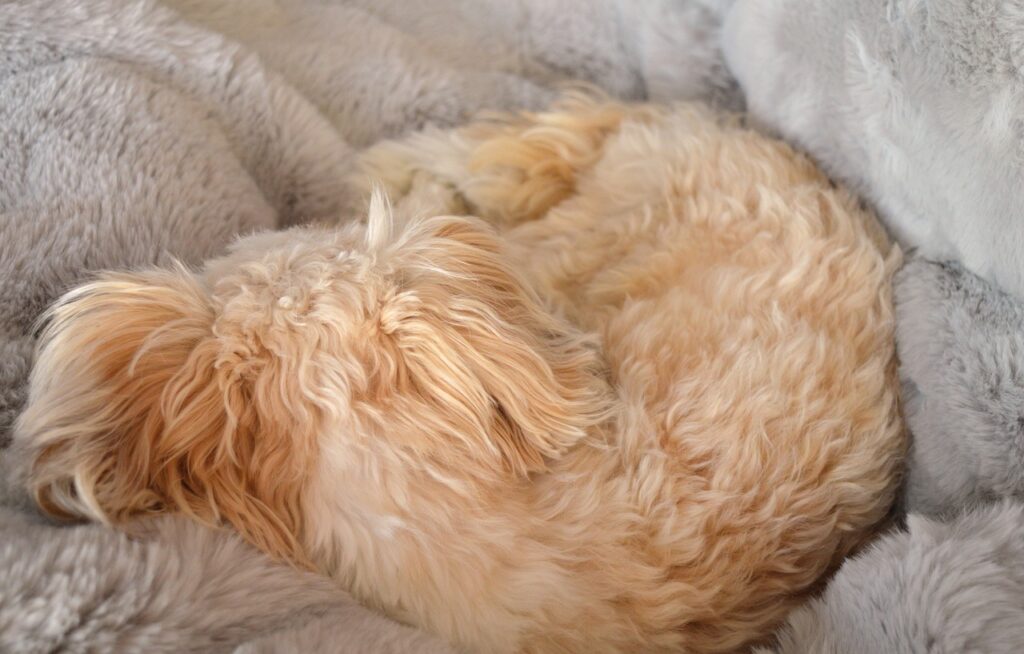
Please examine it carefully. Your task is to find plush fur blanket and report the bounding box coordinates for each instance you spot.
[0,0,737,651]
[756,501,1024,653]
[895,259,1024,517]
[0,508,452,653]
[724,0,1024,298]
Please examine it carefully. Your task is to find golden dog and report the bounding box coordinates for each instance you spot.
[16,97,904,653]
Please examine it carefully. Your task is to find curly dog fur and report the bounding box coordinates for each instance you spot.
[15,97,904,653]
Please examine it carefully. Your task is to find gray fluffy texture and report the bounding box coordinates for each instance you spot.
[896,259,1024,518]
[723,0,1024,298]
[0,508,455,654]
[0,0,736,651]
[237,610,456,654]
[755,501,1024,654]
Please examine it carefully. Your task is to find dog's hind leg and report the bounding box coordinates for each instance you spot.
[353,94,635,227]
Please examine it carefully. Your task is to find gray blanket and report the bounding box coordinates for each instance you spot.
[725,0,1024,298]
[756,501,1024,654]
[0,0,736,651]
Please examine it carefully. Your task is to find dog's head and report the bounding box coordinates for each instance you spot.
[17,194,608,565]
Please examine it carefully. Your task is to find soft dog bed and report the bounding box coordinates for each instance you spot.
[755,501,1024,653]
[0,508,438,653]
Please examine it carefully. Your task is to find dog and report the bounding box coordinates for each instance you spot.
[15,97,905,653]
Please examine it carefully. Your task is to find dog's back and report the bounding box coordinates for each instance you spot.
[358,97,905,652]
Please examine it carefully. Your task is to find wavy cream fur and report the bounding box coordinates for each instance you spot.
[18,97,904,653]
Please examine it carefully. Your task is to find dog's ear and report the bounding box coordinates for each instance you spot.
[373,210,610,479]
[18,268,317,566]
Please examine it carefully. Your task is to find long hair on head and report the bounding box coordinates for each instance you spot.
[17,263,320,566]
